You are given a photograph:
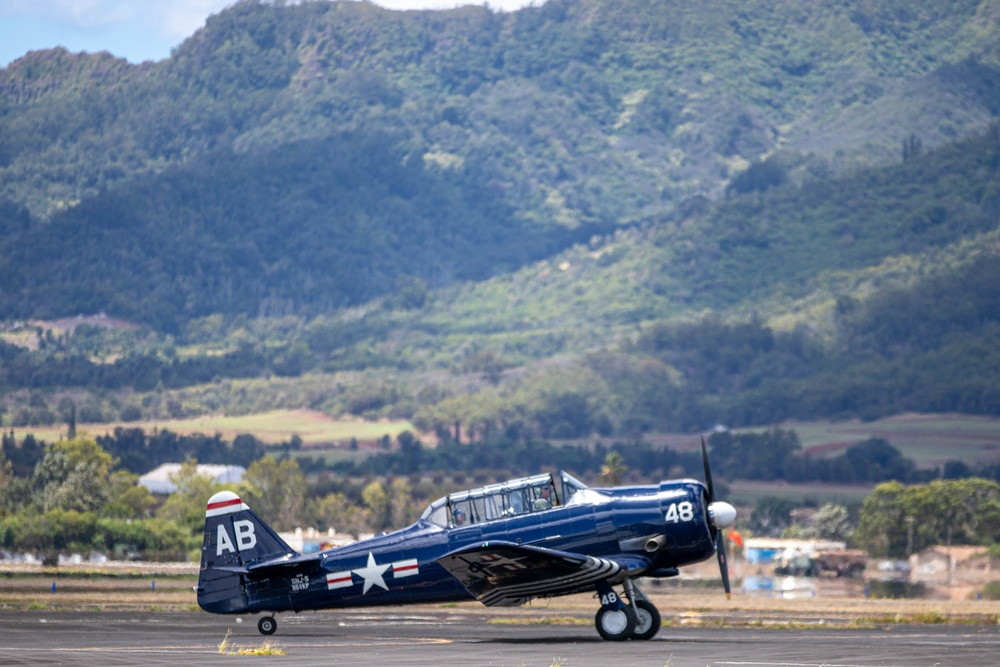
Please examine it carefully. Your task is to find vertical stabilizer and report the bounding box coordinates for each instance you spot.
[197,490,297,613]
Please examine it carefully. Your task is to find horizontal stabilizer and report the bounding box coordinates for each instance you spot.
[246,551,323,573]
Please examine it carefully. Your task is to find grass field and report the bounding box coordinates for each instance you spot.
[13,411,999,476]
[16,409,417,447]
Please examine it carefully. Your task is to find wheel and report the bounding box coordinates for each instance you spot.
[630,599,661,640]
[595,605,636,641]
[257,615,277,635]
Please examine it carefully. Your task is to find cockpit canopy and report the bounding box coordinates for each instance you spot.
[421,471,591,528]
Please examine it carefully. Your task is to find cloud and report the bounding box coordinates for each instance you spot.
[0,0,234,38]
[373,0,541,10]
[0,1,541,38]
[0,0,546,67]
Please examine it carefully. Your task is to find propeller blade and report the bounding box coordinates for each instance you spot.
[705,434,732,598]
[701,435,716,504]
[716,531,731,600]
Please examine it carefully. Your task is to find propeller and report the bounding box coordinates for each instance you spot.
[702,436,736,599]
[716,530,731,599]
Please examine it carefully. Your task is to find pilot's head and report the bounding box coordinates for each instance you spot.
[540,485,551,498]
[453,508,466,525]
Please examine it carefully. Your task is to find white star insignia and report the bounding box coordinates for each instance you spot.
[353,552,390,594]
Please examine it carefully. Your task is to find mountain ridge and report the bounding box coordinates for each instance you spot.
[1,0,1000,436]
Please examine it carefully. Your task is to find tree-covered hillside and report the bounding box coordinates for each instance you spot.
[2,0,1000,441]
[2,123,999,437]
[0,131,584,331]
[2,0,999,328]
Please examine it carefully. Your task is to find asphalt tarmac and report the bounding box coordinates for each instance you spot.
[0,609,996,667]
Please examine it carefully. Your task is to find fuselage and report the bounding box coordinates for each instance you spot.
[217,479,716,615]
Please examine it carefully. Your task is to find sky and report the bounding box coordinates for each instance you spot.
[0,0,544,68]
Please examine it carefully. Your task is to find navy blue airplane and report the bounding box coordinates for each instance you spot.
[197,441,737,641]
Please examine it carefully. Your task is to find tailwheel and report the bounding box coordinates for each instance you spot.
[595,605,636,642]
[257,615,277,635]
[630,598,661,640]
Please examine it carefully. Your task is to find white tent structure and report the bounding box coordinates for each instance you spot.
[139,463,245,494]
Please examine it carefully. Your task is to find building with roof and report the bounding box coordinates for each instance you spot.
[743,538,846,565]
[909,545,993,583]
[138,463,245,494]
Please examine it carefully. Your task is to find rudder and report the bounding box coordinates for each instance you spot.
[197,490,296,614]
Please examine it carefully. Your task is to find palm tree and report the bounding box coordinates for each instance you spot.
[599,452,627,486]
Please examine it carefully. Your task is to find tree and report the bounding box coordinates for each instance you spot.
[32,437,115,513]
[812,503,853,541]
[902,133,922,161]
[0,443,9,487]
[52,437,116,477]
[726,158,788,195]
[932,478,1000,548]
[856,479,1000,558]
[362,480,388,531]
[66,405,77,439]
[0,477,31,517]
[156,460,225,535]
[599,452,627,486]
[844,438,914,482]
[0,445,25,517]
[710,429,801,481]
[855,481,909,557]
[386,477,416,529]
[312,492,372,539]
[942,460,972,479]
[103,470,156,520]
[242,456,306,531]
[395,431,423,473]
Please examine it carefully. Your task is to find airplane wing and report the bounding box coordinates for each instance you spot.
[435,541,623,607]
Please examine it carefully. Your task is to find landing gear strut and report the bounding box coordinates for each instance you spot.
[592,579,662,641]
[624,579,661,640]
[630,598,661,640]
[594,580,634,641]
[257,615,277,635]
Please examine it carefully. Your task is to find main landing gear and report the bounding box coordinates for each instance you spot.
[257,615,277,635]
[593,580,661,641]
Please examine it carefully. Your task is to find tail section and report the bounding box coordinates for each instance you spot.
[197,490,297,614]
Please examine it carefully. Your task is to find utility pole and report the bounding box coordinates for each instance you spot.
[946,525,953,586]
[905,516,914,557]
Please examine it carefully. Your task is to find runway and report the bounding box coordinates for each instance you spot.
[0,609,997,666]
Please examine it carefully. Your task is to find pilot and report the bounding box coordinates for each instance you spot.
[533,484,552,510]
[453,508,466,526]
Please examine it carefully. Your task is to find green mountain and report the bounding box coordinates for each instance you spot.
[2,0,999,325]
[1,0,1000,439]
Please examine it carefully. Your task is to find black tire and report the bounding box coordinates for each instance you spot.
[630,599,661,640]
[595,605,636,642]
[258,616,277,635]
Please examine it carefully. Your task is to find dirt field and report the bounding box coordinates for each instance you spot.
[783,412,1000,468]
